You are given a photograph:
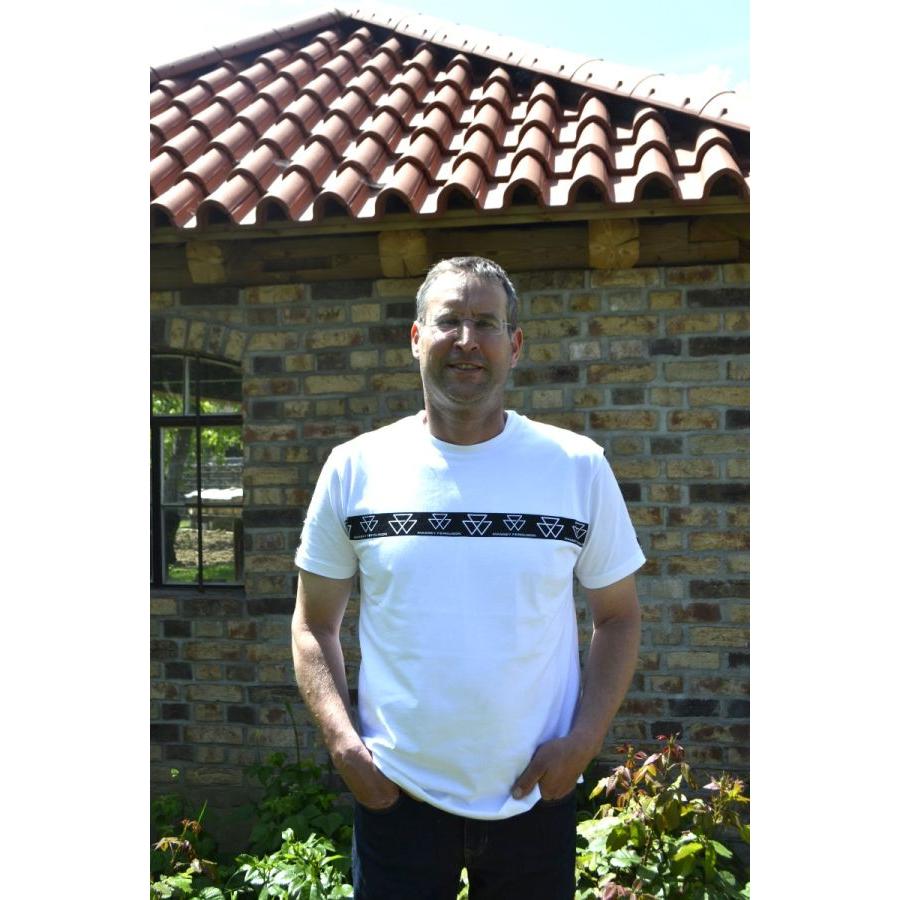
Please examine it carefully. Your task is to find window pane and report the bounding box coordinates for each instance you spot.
[199,426,244,584]
[202,506,243,583]
[192,358,242,414]
[161,427,197,503]
[151,355,186,415]
[163,507,199,584]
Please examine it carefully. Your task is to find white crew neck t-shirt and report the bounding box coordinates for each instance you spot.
[296,410,645,819]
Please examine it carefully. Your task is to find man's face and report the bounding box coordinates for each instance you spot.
[411,272,523,421]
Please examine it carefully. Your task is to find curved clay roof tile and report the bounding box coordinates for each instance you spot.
[257,169,316,221]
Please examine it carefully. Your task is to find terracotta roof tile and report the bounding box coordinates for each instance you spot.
[150,7,749,230]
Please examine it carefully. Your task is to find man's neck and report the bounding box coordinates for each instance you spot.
[422,405,508,446]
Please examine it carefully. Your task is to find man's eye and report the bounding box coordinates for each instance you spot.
[475,318,500,330]
[436,317,460,329]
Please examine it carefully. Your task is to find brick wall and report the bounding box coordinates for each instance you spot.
[150,262,749,841]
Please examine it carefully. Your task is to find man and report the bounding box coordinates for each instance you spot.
[292,256,644,899]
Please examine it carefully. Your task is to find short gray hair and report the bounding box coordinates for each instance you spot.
[415,257,519,329]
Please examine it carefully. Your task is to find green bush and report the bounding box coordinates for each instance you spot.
[242,754,352,858]
[575,735,750,899]
[151,731,750,899]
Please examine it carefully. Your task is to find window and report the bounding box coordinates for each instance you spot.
[151,354,243,586]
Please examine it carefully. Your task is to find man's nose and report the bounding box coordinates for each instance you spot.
[454,319,479,348]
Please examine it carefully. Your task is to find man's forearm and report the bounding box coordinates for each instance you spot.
[291,616,363,759]
[568,613,641,759]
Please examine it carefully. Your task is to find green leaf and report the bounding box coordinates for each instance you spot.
[672,841,704,862]
[710,839,733,858]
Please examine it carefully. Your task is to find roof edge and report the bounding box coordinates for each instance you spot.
[150,3,748,131]
[150,6,345,84]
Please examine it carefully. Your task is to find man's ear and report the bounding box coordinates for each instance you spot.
[410,320,421,359]
[509,327,524,368]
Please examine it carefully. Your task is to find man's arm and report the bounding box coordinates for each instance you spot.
[291,567,400,809]
[512,573,641,800]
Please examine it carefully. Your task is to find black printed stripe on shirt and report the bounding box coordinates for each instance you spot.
[344,512,589,546]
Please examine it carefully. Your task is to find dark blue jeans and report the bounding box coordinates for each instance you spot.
[352,790,576,900]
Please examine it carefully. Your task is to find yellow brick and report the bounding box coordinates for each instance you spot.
[373,278,418,297]
[533,389,563,408]
[728,361,750,381]
[650,388,683,406]
[688,386,750,406]
[249,487,284,505]
[187,321,206,350]
[384,348,412,366]
[531,294,565,314]
[630,507,662,526]
[610,437,643,455]
[185,768,244,786]
[349,397,378,414]
[725,311,750,331]
[587,363,655,383]
[649,484,683,503]
[728,555,750,574]
[314,399,344,415]
[727,459,750,478]
[572,388,604,408]
[689,532,750,550]
[283,400,312,417]
[667,459,716,478]
[664,361,720,382]
[728,507,750,528]
[524,318,580,339]
[528,343,561,362]
[730,603,751,622]
[248,332,297,351]
[611,460,660,478]
[150,291,175,310]
[589,315,657,335]
[668,410,719,430]
[243,467,300,486]
[306,329,364,349]
[351,303,382,323]
[590,410,658,430]
[186,684,243,702]
[258,663,293,683]
[590,268,661,287]
[315,304,346,323]
[666,556,721,575]
[665,265,720,285]
[690,435,749,454]
[224,331,246,360]
[532,412,585,431]
[150,597,177,616]
[722,263,750,284]
[305,375,365,394]
[244,284,306,304]
[350,350,379,369]
[666,313,720,334]
[649,290,681,310]
[570,292,602,312]
[690,626,749,648]
[371,373,421,391]
[184,726,244,744]
[667,651,720,669]
[168,318,187,348]
[650,532,683,551]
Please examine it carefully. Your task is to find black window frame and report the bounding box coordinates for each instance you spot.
[150,352,244,589]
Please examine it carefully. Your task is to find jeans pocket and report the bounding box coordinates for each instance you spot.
[356,791,404,815]
[538,788,577,807]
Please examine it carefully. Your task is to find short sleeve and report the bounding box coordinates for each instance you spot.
[294,449,359,579]
[574,454,646,589]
